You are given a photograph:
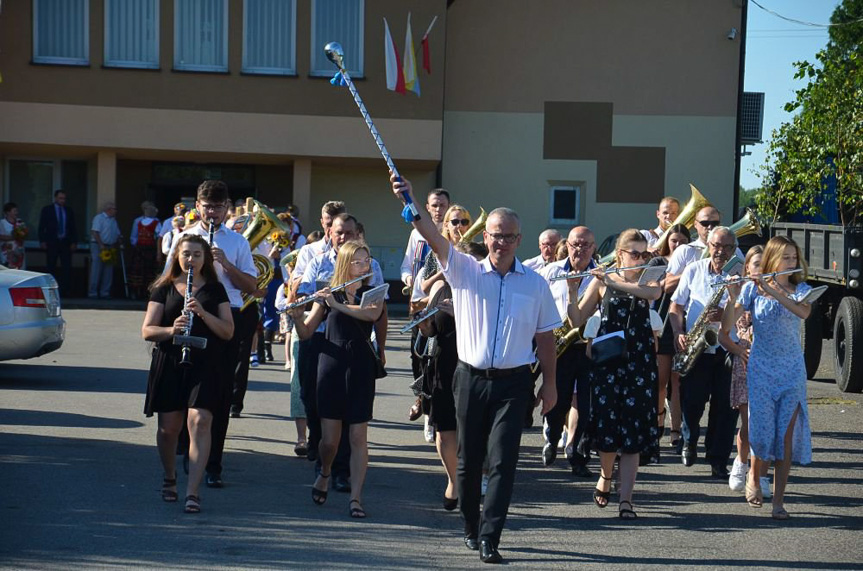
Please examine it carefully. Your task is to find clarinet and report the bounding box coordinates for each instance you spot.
[178,266,195,367]
[207,219,215,246]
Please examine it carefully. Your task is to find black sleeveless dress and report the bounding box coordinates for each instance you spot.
[424,283,458,432]
[588,288,660,454]
[316,287,377,424]
[144,281,229,416]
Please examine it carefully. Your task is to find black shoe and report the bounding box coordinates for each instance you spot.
[542,442,557,467]
[443,496,458,511]
[333,475,351,493]
[674,437,684,456]
[306,447,319,463]
[464,536,479,551]
[479,539,502,564]
[711,464,730,479]
[571,464,594,478]
[682,445,696,467]
[230,406,241,418]
[205,473,223,488]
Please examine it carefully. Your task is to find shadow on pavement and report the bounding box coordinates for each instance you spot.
[0,409,144,429]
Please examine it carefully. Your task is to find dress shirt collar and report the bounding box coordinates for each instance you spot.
[480,256,525,276]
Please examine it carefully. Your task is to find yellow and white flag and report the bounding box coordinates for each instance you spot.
[403,13,420,96]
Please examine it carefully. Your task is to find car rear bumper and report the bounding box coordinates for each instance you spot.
[0,317,66,361]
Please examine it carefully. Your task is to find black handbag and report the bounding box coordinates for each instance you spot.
[350,317,388,379]
[590,295,635,366]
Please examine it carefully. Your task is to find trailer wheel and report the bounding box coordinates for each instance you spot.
[800,300,822,379]
[833,296,863,393]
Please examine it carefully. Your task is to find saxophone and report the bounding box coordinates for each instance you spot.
[671,283,725,376]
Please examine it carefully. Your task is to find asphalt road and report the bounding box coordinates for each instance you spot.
[1,310,861,570]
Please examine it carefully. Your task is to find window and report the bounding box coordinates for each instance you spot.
[310,0,364,77]
[174,0,228,72]
[33,0,89,65]
[549,185,583,225]
[243,0,296,75]
[104,0,159,69]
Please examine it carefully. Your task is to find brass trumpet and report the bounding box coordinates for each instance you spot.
[701,207,762,259]
[240,199,293,311]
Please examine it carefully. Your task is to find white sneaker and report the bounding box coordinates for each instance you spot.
[728,457,747,492]
[423,416,435,443]
[558,428,568,450]
[250,355,259,368]
[760,476,772,499]
[481,474,489,496]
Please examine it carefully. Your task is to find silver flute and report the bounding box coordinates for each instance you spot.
[549,264,653,282]
[711,268,803,288]
[281,272,374,312]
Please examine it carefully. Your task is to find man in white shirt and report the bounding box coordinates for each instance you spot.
[392,175,559,564]
[165,180,258,488]
[668,227,740,479]
[523,229,562,271]
[538,226,596,477]
[666,206,744,292]
[400,189,451,291]
[158,202,188,263]
[88,202,121,299]
[292,201,346,288]
[640,196,680,248]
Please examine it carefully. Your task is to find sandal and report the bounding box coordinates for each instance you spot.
[408,397,422,421]
[593,474,612,509]
[161,476,178,502]
[745,480,763,508]
[184,495,201,514]
[443,495,458,511]
[619,500,638,520]
[294,441,308,457]
[312,473,330,505]
[669,429,681,448]
[771,505,790,520]
[349,499,367,519]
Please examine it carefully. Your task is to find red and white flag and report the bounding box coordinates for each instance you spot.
[383,18,405,93]
[421,15,437,74]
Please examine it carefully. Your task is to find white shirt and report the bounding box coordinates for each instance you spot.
[522,254,551,271]
[160,216,177,237]
[670,258,730,354]
[640,226,663,247]
[400,228,430,285]
[668,238,744,276]
[165,224,256,308]
[539,258,596,321]
[441,248,561,369]
[90,212,121,245]
[294,239,330,280]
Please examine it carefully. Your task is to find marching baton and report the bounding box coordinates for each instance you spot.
[324,41,421,223]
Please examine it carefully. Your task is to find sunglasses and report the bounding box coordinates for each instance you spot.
[449,218,470,227]
[697,219,721,228]
[619,249,652,260]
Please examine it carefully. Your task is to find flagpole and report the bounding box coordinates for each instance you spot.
[415,15,438,58]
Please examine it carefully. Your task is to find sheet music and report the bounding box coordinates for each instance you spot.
[360,283,389,308]
[638,265,666,286]
[797,285,827,305]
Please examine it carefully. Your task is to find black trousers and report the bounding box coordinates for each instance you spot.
[543,345,592,468]
[680,351,739,469]
[454,361,533,546]
[298,333,349,479]
[46,239,73,295]
[206,304,258,476]
[231,303,261,411]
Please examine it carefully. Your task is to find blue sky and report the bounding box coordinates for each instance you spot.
[739,0,840,190]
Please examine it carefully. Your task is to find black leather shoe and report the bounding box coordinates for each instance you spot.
[682,445,696,467]
[464,536,479,551]
[333,475,351,493]
[306,447,319,462]
[542,442,557,467]
[230,406,241,419]
[205,473,223,488]
[571,464,594,478]
[711,464,730,479]
[479,539,502,564]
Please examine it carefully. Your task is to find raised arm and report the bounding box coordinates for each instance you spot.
[391,175,450,262]
[567,278,600,328]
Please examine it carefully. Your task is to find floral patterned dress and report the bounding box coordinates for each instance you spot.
[739,281,812,464]
[588,288,660,454]
[730,311,753,409]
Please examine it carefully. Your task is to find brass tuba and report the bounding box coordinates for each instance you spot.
[240,199,293,311]
[459,207,487,245]
[700,207,762,259]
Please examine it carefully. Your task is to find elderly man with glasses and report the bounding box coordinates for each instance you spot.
[668,226,741,479]
[523,229,562,271]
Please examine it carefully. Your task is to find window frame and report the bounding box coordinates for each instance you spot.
[309,0,364,78]
[549,184,583,225]
[32,0,90,66]
[173,0,229,73]
[104,0,160,70]
[242,0,297,76]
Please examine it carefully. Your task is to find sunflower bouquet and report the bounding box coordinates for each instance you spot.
[100,247,119,265]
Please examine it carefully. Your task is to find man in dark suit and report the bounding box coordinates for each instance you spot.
[39,189,78,295]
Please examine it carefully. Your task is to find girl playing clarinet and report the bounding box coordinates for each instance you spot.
[142,234,234,514]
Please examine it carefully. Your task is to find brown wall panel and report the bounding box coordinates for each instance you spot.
[597,146,665,204]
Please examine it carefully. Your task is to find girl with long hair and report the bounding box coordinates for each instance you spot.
[142,234,234,514]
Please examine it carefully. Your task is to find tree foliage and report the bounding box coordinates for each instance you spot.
[756,0,863,225]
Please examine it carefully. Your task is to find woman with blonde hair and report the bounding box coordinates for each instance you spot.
[567,229,662,520]
[419,204,472,295]
[291,240,384,518]
[722,236,812,520]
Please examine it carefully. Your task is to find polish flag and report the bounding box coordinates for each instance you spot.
[421,16,437,74]
[403,13,420,96]
[384,18,405,93]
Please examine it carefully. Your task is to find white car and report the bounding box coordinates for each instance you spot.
[0,265,66,361]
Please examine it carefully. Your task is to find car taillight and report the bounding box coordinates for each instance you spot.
[10,287,47,308]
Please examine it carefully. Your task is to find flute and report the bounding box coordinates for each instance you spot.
[711,268,803,288]
[549,264,653,282]
[281,272,374,312]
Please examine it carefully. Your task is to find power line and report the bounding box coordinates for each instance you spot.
[749,0,863,28]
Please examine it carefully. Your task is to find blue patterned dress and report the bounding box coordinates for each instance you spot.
[588,289,660,454]
[739,281,812,464]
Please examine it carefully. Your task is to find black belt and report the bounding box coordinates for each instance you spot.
[458,361,531,379]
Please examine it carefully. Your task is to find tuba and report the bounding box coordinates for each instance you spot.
[459,207,487,245]
[240,199,293,311]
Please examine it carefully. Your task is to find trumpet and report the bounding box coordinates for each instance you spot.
[281,272,373,312]
[711,268,803,288]
[549,264,654,282]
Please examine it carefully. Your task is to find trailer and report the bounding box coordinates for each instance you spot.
[771,223,863,392]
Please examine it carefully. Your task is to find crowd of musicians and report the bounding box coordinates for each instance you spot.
[140,177,814,564]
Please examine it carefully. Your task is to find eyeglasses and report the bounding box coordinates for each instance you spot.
[350,258,371,267]
[619,249,652,260]
[487,232,520,245]
[449,218,471,227]
[199,203,227,212]
[709,243,735,253]
[567,241,594,250]
[697,219,721,228]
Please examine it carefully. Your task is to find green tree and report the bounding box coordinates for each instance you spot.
[756,0,863,224]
